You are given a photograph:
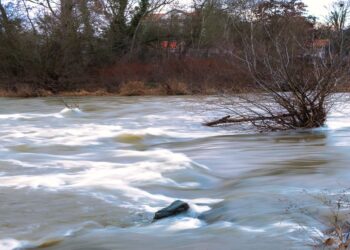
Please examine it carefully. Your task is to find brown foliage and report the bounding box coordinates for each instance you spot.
[97,58,252,95]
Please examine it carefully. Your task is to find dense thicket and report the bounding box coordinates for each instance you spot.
[0,0,349,96]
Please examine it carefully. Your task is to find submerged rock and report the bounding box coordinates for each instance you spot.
[198,206,227,224]
[153,200,190,221]
[197,201,233,224]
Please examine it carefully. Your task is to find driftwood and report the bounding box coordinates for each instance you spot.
[204,114,294,127]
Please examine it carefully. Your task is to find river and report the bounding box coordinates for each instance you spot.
[1,96,350,250]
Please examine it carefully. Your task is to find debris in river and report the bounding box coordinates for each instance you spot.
[153,200,190,221]
[36,238,63,248]
[318,222,350,249]
[61,99,79,110]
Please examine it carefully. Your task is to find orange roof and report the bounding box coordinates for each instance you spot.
[312,39,330,48]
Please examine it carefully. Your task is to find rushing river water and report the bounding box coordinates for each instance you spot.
[1,96,350,250]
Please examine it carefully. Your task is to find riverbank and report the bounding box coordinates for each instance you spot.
[0,58,254,97]
[2,57,350,97]
[0,80,252,97]
[0,84,207,98]
[1,81,349,97]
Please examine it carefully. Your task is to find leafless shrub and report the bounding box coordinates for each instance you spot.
[205,0,350,131]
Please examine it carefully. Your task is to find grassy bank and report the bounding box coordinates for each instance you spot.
[0,58,254,97]
[2,80,350,98]
[1,58,350,98]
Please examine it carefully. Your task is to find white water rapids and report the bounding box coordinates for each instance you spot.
[1,96,350,250]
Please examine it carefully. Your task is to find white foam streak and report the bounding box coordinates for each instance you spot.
[0,239,25,250]
[0,112,63,120]
[324,101,350,131]
[0,149,209,207]
[59,107,83,115]
[0,107,84,121]
[166,218,204,231]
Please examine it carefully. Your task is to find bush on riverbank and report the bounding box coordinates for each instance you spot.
[2,0,350,99]
[0,58,253,97]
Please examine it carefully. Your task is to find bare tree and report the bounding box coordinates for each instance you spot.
[104,0,174,55]
[205,0,350,131]
[328,0,350,55]
[0,0,11,34]
[129,0,175,54]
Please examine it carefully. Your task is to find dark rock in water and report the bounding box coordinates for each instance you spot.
[153,200,189,221]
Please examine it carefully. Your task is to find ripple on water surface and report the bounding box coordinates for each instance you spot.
[0,96,350,250]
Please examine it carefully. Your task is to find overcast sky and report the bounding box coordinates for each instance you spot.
[2,0,335,22]
[304,0,333,21]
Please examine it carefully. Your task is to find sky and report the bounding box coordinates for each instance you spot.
[2,0,336,23]
[304,0,333,21]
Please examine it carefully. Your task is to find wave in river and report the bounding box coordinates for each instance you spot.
[1,97,350,250]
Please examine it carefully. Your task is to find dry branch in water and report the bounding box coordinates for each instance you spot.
[204,114,293,127]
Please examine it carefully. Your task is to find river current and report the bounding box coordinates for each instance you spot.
[1,96,350,250]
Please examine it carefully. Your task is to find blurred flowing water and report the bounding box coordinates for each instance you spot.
[1,96,350,250]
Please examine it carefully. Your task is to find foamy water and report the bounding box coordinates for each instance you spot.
[1,96,350,250]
